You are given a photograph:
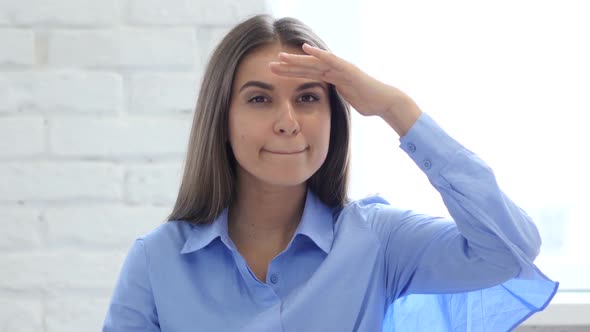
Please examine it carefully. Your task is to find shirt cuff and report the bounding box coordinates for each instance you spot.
[399,112,464,176]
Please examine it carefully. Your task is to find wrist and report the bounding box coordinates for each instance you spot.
[380,92,423,137]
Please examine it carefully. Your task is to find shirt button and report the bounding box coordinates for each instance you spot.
[422,159,432,170]
[270,274,279,284]
[407,143,416,152]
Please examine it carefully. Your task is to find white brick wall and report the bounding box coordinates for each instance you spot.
[0,1,269,330]
[128,0,268,25]
[0,71,124,113]
[0,117,45,156]
[48,28,198,68]
[0,0,123,26]
[0,29,35,65]
[0,299,43,332]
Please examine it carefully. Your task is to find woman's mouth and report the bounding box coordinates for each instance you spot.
[263,147,308,155]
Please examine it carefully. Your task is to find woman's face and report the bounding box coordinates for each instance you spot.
[228,43,331,188]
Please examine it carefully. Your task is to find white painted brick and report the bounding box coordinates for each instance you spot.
[196,26,231,59]
[0,207,43,249]
[0,162,123,202]
[130,72,199,114]
[0,299,43,332]
[48,28,197,68]
[0,29,34,65]
[0,71,123,113]
[129,0,268,25]
[125,163,182,205]
[49,116,191,158]
[0,0,122,26]
[0,1,278,329]
[0,251,125,290]
[0,117,45,156]
[46,296,110,332]
[45,205,169,248]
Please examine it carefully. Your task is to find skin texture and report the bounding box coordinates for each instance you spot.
[227,42,423,282]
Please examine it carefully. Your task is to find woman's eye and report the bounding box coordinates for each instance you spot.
[298,94,320,103]
[247,96,270,104]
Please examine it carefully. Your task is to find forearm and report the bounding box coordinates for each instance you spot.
[383,114,542,296]
[400,114,542,266]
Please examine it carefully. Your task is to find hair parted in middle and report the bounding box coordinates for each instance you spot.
[168,14,351,225]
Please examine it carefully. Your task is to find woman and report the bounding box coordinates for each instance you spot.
[103,15,557,331]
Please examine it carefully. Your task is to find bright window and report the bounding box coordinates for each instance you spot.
[269,0,590,292]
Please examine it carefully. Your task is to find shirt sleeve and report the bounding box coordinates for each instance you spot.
[356,112,558,330]
[102,239,161,332]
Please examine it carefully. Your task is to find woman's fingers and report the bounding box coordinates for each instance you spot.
[276,43,350,76]
[301,43,347,72]
[269,61,353,86]
[269,62,325,81]
[271,46,354,84]
[278,52,331,73]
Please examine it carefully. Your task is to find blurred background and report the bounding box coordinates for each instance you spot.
[1,0,588,330]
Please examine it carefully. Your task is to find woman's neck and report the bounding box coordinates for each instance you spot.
[227,178,307,257]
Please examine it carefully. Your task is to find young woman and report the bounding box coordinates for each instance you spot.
[103,15,557,331]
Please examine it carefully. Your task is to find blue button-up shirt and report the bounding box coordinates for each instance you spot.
[103,113,557,331]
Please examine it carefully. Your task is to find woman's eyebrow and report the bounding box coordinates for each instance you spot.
[238,81,327,93]
[239,81,273,92]
[296,82,327,93]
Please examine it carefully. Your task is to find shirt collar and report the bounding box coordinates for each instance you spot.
[180,189,335,255]
[293,189,334,254]
[180,208,232,254]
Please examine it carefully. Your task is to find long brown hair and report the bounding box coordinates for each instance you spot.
[167,14,351,224]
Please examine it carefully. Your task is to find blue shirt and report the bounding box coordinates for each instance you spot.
[103,113,558,331]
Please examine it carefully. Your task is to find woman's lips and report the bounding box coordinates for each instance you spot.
[264,147,308,155]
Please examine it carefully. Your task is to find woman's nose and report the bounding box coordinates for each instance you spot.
[274,102,300,135]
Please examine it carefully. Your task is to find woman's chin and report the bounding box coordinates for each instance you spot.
[257,172,312,188]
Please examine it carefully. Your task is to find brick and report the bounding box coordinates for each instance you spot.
[0,29,34,65]
[48,28,197,68]
[196,26,231,59]
[0,250,126,290]
[49,116,192,158]
[0,0,122,26]
[0,299,43,332]
[46,296,110,332]
[45,205,169,248]
[125,163,182,205]
[128,0,269,25]
[129,72,199,114]
[0,71,123,113]
[0,117,44,156]
[0,162,123,202]
[0,207,43,249]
